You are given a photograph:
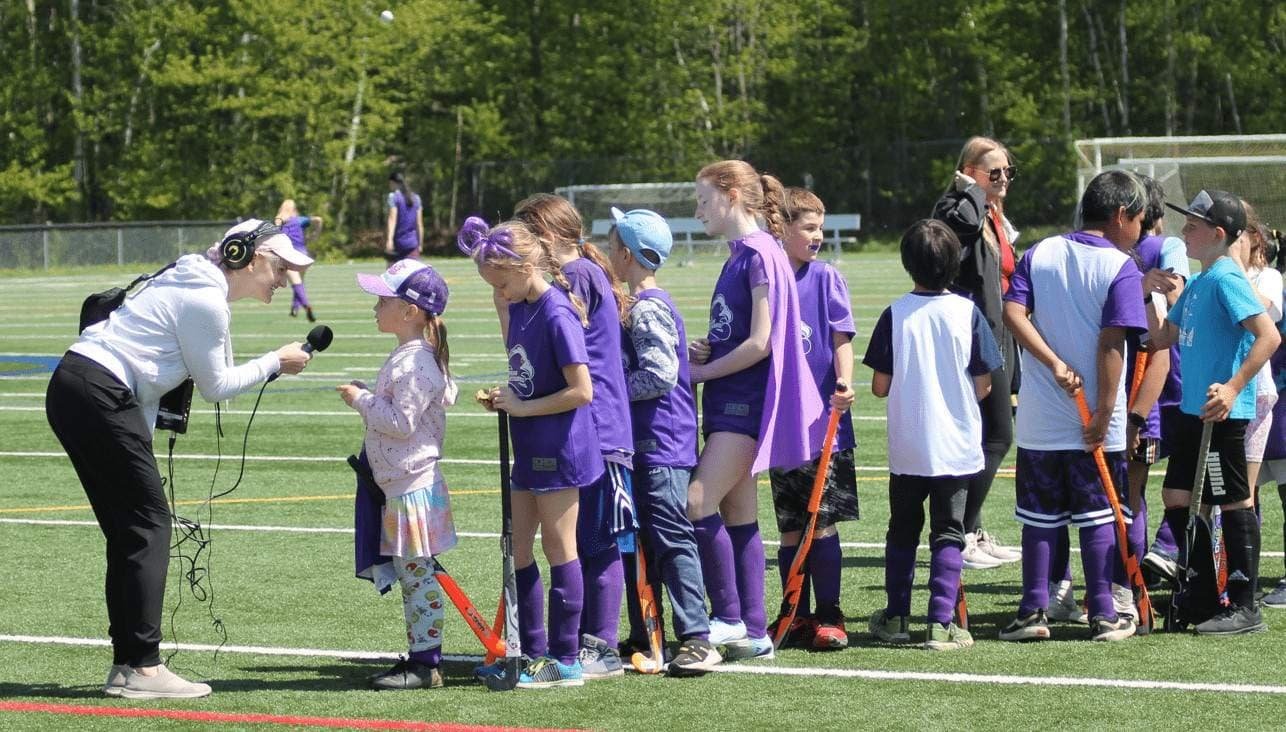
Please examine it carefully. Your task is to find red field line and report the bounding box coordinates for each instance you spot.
[0,701,576,732]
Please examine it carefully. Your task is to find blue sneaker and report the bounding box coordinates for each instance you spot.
[516,657,584,689]
[707,617,749,646]
[723,633,774,661]
[473,656,529,681]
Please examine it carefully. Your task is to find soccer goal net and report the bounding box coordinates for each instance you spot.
[1074,134,1286,233]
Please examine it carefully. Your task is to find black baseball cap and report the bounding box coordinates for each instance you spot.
[1166,189,1246,240]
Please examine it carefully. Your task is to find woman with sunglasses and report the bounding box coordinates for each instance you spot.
[931,136,1022,572]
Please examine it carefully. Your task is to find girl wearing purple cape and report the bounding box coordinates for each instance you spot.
[515,194,636,678]
[687,160,824,660]
[462,217,597,689]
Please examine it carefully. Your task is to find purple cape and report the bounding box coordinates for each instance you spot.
[741,231,825,473]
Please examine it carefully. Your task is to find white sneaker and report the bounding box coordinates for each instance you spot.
[118,665,212,699]
[707,617,750,651]
[976,530,1021,563]
[962,533,1003,569]
[1047,580,1088,624]
[103,664,128,697]
[1111,583,1138,622]
[723,634,774,661]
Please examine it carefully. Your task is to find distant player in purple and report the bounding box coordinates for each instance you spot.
[1000,171,1148,643]
[607,206,722,675]
[514,193,636,677]
[767,188,859,651]
[864,219,1000,650]
[386,172,423,262]
[687,160,823,660]
[461,217,597,689]
[275,199,323,322]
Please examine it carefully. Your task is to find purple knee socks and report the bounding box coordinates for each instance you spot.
[694,514,741,624]
[777,544,812,615]
[292,283,309,309]
[1019,526,1057,615]
[580,547,624,647]
[727,522,768,639]
[809,533,842,609]
[884,544,917,617]
[548,559,584,665]
[1079,523,1117,620]
[927,544,963,626]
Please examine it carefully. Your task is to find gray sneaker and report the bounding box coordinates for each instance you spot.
[667,638,721,676]
[1142,549,1178,584]
[1194,606,1267,636]
[118,665,212,699]
[868,609,911,643]
[370,659,444,690]
[578,634,625,679]
[1262,579,1286,609]
[999,609,1051,642]
[103,664,128,697]
[924,622,973,651]
[1091,614,1136,642]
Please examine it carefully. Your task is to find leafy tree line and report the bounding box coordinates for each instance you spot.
[2,0,1282,249]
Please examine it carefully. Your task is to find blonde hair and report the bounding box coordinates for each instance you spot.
[955,136,1012,173]
[476,220,590,326]
[784,187,826,222]
[514,193,629,324]
[696,160,787,240]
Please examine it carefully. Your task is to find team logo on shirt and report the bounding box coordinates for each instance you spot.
[508,345,535,398]
[709,294,733,342]
[800,321,813,355]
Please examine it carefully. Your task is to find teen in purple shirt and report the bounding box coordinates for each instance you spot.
[687,160,822,660]
[515,193,636,668]
[386,172,423,261]
[275,198,323,322]
[461,216,596,688]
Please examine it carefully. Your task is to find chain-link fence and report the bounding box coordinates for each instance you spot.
[0,221,235,270]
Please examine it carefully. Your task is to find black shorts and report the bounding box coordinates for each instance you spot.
[1161,411,1251,506]
[768,448,859,533]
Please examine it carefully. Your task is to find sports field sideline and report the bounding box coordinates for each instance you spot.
[1,252,1284,731]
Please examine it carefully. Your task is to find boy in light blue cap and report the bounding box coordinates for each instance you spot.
[606,207,721,675]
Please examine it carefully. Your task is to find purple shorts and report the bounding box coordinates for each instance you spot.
[1013,447,1130,529]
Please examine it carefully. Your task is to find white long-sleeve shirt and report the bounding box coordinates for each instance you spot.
[354,340,457,498]
[69,254,280,432]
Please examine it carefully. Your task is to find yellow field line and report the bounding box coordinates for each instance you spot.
[0,488,501,514]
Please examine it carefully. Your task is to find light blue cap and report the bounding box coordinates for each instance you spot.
[611,206,673,270]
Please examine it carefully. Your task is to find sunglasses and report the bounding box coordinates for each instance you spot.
[972,166,1018,183]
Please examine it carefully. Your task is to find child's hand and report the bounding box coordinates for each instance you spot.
[1202,382,1235,422]
[490,387,525,416]
[952,170,974,193]
[475,388,497,411]
[336,382,365,408]
[830,382,855,411]
[1082,411,1109,451]
[1142,268,1182,296]
[349,380,368,391]
[1052,361,1082,396]
[689,338,711,364]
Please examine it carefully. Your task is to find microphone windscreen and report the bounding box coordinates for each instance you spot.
[305,325,333,353]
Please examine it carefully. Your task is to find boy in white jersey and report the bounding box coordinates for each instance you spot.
[999,170,1148,642]
[863,219,1001,650]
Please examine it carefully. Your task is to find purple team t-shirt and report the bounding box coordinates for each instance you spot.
[624,289,698,470]
[795,261,857,451]
[563,258,634,464]
[703,237,771,436]
[506,287,605,491]
[388,191,421,252]
[280,215,311,253]
[1125,235,1162,439]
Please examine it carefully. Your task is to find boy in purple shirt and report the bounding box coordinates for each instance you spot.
[999,171,1148,643]
[461,216,598,689]
[767,188,859,650]
[608,206,722,676]
[514,193,637,679]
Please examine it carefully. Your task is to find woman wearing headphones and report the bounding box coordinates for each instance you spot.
[45,219,315,699]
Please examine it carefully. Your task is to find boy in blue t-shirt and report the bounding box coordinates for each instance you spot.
[1149,190,1281,635]
[863,219,1001,651]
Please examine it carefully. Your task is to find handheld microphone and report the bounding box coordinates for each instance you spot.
[268,324,333,382]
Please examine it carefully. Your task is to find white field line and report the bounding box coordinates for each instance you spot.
[2,633,1283,695]
[0,404,892,421]
[5,518,1280,558]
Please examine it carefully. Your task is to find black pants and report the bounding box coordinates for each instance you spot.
[46,352,170,667]
[965,332,1015,534]
[887,474,968,550]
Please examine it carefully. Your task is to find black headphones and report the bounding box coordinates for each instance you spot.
[220,220,281,270]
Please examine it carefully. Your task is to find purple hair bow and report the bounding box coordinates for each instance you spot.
[457,216,519,261]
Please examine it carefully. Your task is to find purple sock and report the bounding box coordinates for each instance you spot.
[580,547,624,647]
[548,559,584,665]
[1128,496,1148,567]
[727,522,768,639]
[776,544,812,616]
[292,283,309,308]
[1053,527,1073,583]
[516,562,548,659]
[1019,526,1057,615]
[408,647,441,667]
[927,544,963,626]
[694,514,741,624]
[809,533,842,608]
[1156,510,1181,556]
[884,544,916,617]
[1080,523,1117,620]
